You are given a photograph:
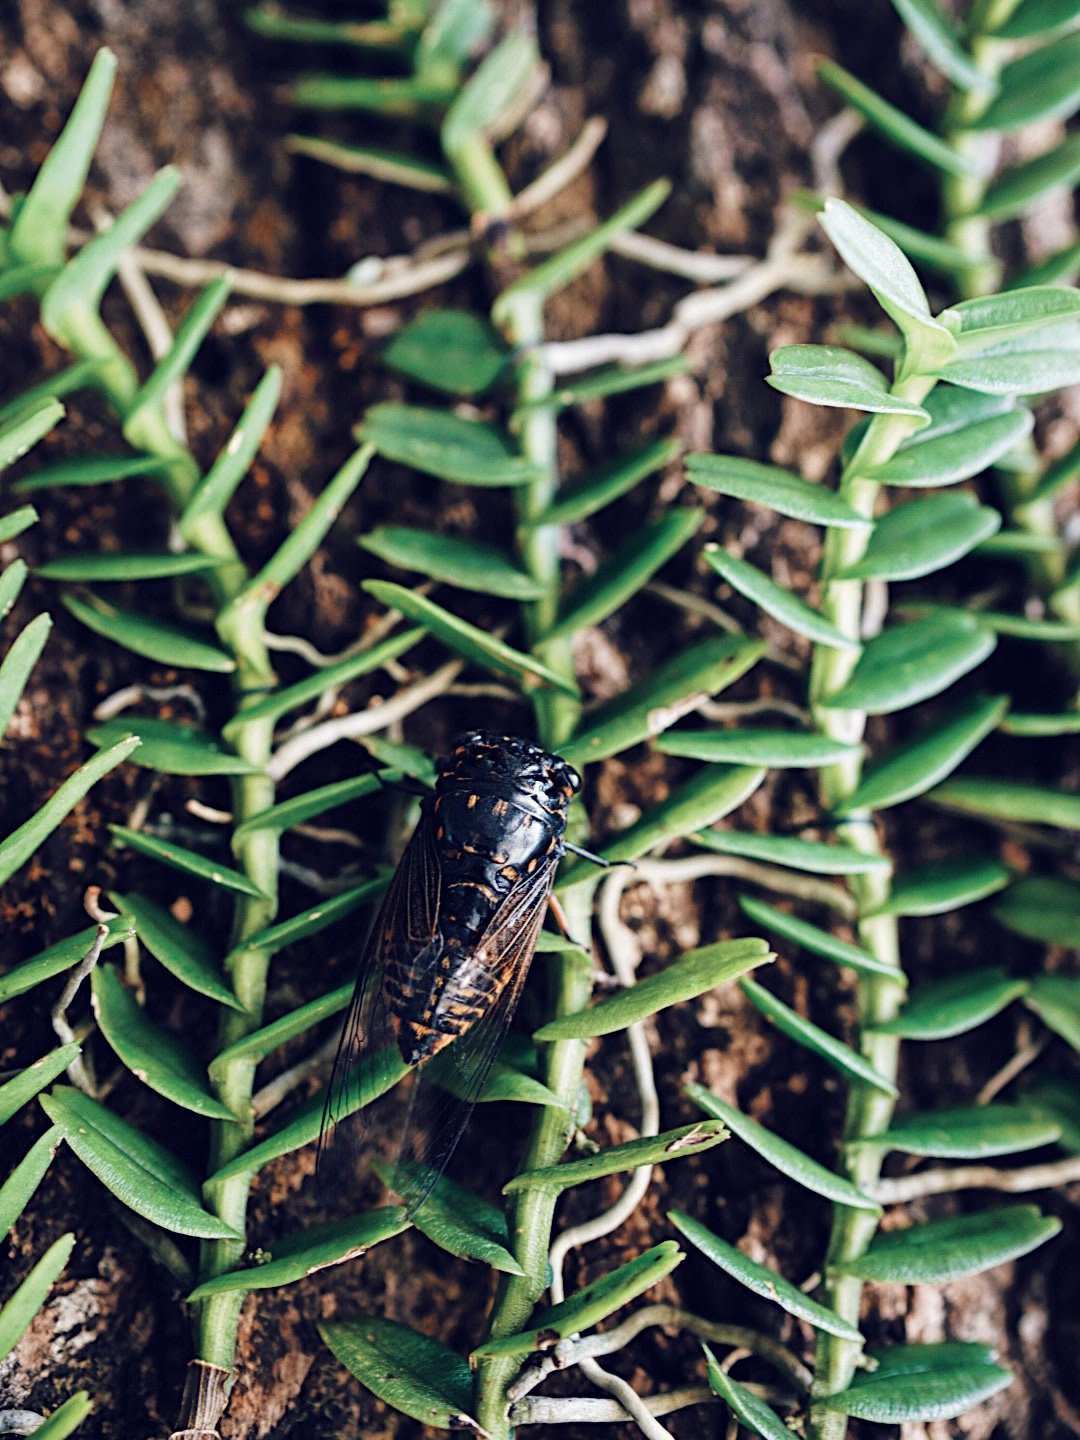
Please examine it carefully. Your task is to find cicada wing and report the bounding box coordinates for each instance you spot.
[390,854,559,1215]
[316,802,442,1181]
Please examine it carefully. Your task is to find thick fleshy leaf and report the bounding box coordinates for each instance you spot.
[63,593,235,672]
[359,526,545,599]
[364,581,578,695]
[13,452,177,493]
[471,1243,684,1360]
[833,1206,1060,1283]
[835,693,1007,814]
[671,1209,862,1339]
[887,0,990,90]
[180,367,282,529]
[767,345,930,418]
[21,1392,91,1440]
[504,1122,728,1196]
[107,891,240,1009]
[40,1087,240,1239]
[546,509,704,643]
[687,1084,881,1210]
[967,33,1080,130]
[226,877,388,965]
[535,939,771,1040]
[833,493,1000,581]
[932,778,1080,829]
[740,896,907,984]
[704,1346,792,1440]
[867,406,1033,487]
[558,636,765,769]
[90,966,238,1120]
[820,614,995,715]
[938,324,1080,395]
[0,399,65,470]
[740,976,898,1096]
[188,1208,410,1299]
[704,545,857,649]
[0,1233,75,1365]
[686,453,867,527]
[0,614,52,739]
[529,438,682,528]
[863,857,1011,917]
[871,968,1027,1039]
[37,551,221,582]
[208,984,352,1081]
[0,736,139,886]
[382,310,510,396]
[320,1316,481,1433]
[373,1162,523,1275]
[1024,974,1080,1050]
[942,288,1080,354]
[976,136,1080,221]
[694,828,891,875]
[859,1104,1060,1158]
[359,403,539,486]
[656,727,862,769]
[995,878,1080,950]
[0,916,135,1003]
[108,825,269,898]
[0,1043,81,1126]
[814,1342,1012,1421]
[0,1127,63,1240]
[88,717,262,775]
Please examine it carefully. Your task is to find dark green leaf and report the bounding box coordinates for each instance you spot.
[863,857,1011,917]
[320,1316,481,1432]
[63,593,235,672]
[814,1342,1011,1421]
[887,0,990,90]
[859,1104,1060,1157]
[359,526,545,599]
[704,1346,792,1440]
[820,614,996,715]
[1024,435,1080,504]
[179,367,282,530]
[992,0,1080,34]
[967,33,1080,130]
[526,357,692,413]
[832,493,1000,581]
[504,1123,728,1196]
[13,452,177,493]
[124,277,231,446]
[107,891,241,1009]
[0,1233,75,1364]
[373,1162,523,1275]
[0,1043,81,1125]
[0,398,66,469]
[871,967,1027,1039]
[226,877,388,965]
[529,438,682,528]
[1024,973,1080,1049]
[88,717,262,776]
[382,310,510,395]
[108,825,270,899]
[656,727,863,769]
[740,977,898,1095]
[704,545,857,649]
[0,916,135,1003]
[694,828,890,875]
[932,777,1080,829]
[1000,710,1080,736]
[833,1206,1060,1282]
[994,878,1080,950]
[1024,1079,1080,1151]
[768,345,931,417]
[0,1126,63,1240]
[289,73,456,115]
[36,551,221,581]
[208,984,352,1081]
[359,403,540,486]
[686,453,868,527]
[867,407,1033,486]
[739,896,907,983]
[819,60,982,177]
[976,135,1080,220]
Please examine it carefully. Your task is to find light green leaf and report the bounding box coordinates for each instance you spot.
[208,984,352,1081]
[14,452,177,493]
[373,1162,523,1275]
[887,0,990,91]
[938,324,1080,395]
[671,1209,862,1339]
[179,367,282,529]
[231,777,391,838]
[1025,973,1080,1049]
[863,857,1011,917]
[694,828,890,875]
[124,277,232,447]
[108,824,270,899]
[768,345,931,418]
[535,939,771,1040]
[523,357,692,413]
[814,1342,1012,1421]
[63,593,235,672]
[859,1103,1060,1158]
[0,559,28,620]
[871,968,1027,1039]
[21,1392,91,1440]
[225,877,388,964]
[0,505,39,544]
[967,33,1080,130]
[429,1050,566,1110]
[832,493,1000,581]
[1024,436,1080,504]
[739,896,907,984]
[931,777,1080,829]
[1000,710,1080,736]
[995,877,1080,950]
[704,545,857,649]
[656,727,863,769]
[740,976,898,1096]
[1008,237,1080,289]
[991,0,1080,34]
[685,453,868,527]
[834,693,1007,813]
[941,287,1080,354]
[471,1243,684,1360]
[290,73,457,115]
[37,551,222,581]
[0,398,66,469]
[976,135,1080,221]
[107,891,240,1009]
[0,1127,63,1241]
[88,717,262,775]
[0,362,98,429]
[188,1208,410,1299]
[529,438,682,528]
[359,403,540,486]
[0,614,52,739]
[443,30,540,142]
[0,916,135,1003]
[90,966,239,1120]
[504,1123,728,1196]
[704,1346,792,1440]
[0,1233,75,1365]
[320,1316,480,1432]
[0,1044,82,1126]
[40,1087,240,1239]
[820,614,996,715]
[833,1206,1060,1283]
[687,1084,881,1210]
[867,405,1033,487]
[360,526,545,599]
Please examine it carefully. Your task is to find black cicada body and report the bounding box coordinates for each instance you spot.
[319,731,581,1211]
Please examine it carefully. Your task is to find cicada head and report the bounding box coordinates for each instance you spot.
[442,731,580,822]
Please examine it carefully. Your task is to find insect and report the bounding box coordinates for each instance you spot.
[319,730,588,1213]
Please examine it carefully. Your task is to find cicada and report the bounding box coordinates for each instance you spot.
[319,731,585,1212]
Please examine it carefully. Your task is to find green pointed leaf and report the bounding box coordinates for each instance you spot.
[37,551,222,581]
[417,0,496,72]
[284,140,445,193]
[188,1208,410,1299]
[21,1392,91,1440]
[106,891,240,1009]
[740,976,898,1096]
[0,736,139,886]
[179,367,283,529]
[942,287,1080,354]
[859,1104,1060,1158]
[63,593,235,672]
[373,1162,523,1275]
[995,878,1080,951]
[504,1122,728,1196]
[657,727,863,769]
[871,967,1027,1039]
[671,1209,862,1339]
[0,398,66,469]
[863,857,1011,917]
[225,877,388,965]
[524,357,692,413]
[694,828,891,875]
[87,717,262,775]
[0,917,135,1004]
[833,493,1000,582]
[231,776,391,839]
[14,452,177,493]
[887,0,990,90]
[739,896,907,983]
[820,614,996,715]
[1025,972,1080,1049]
[40,1087,240,1239]
[687,1084,881,1210]
[685,453,868,527]
[0,1233,75,1364]
[108,824,270,899]
[0,559,28,620]
[1024,1079,1080,1151]
[815,1342,1012,1421]
[1000,710,1080,736]
[819,60,982,178]
[932,777,1080,829]
[977,530,1061,557]
[558,636,766,769]
[471,1243,684,1360]
[0,1044,82,1126]
[768,345,931,418]
[535,938,772,1040]
[124,278,232,446]
[976,135,1080,221]
[0,505,39,544]
[0,613,52,738]
[704,545,857,650]
[320,1316,481,1432]
[546,509,704,643]
[290,72,456,116]
[360,525,545,599]
[0,362,98,429]
[938,324,1080,395]
[834,1206,1060,1284]
[972,605,1080,640]
[0,1126,63,1241]
[1023,435,1080,505]
[1008,237,1080,289]
[529,438,682,528]
[867,407,1033,487]
[359,403,540,486]
[835,693,1007,814]
[364,581,578,695]
[442,30,540,142]
[991,0,1080,34]
[427,1049,566,1110]
[967,32,1080,130]
[208,986,352,1082]
[704,1346,792,1440]
[90,966,238,1119]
